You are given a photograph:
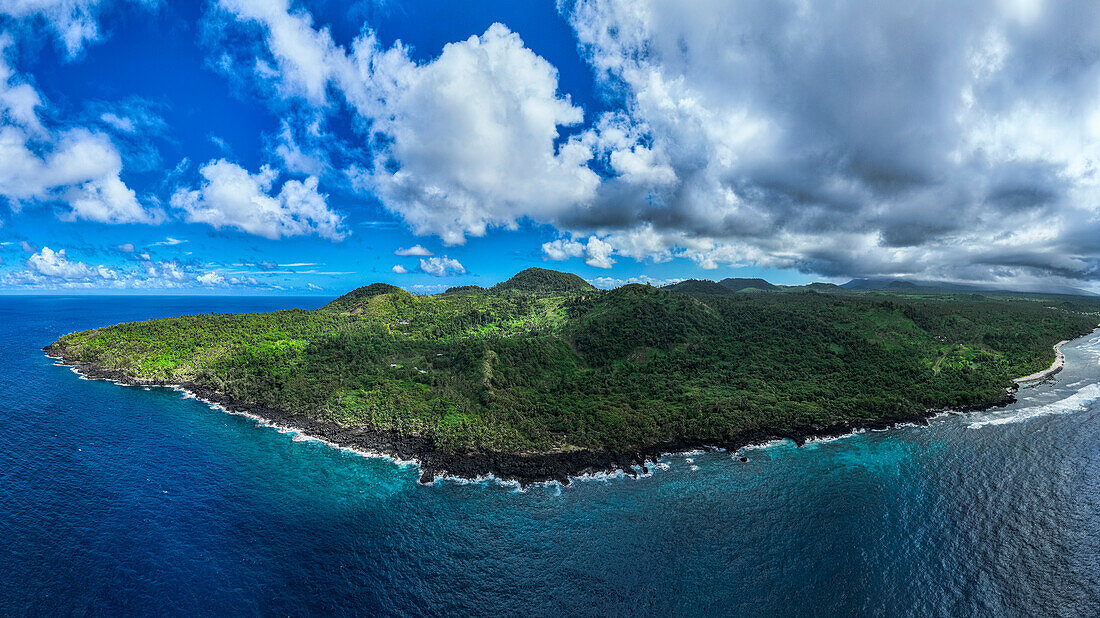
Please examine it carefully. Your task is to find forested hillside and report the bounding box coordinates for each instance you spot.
[47,271,1100,459]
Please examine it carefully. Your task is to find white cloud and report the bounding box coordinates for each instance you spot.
[2,1,156,57]
[272,117,327,176]
[0,124,157,223]
[12,246,121,286]
[360,24,599,245]
[192,268,259,288]
[588,275,684,289]
[116,243,135,252]
[541,238,584,261]
[197,271,225,286]
[28,246,94,278]
[96,101,165,138]
[542,234,618,268]
[418,256,465,277]
[20,240,35,252]
[211,0,1100,285]
[391,264,409,274]
[0,40,159,224]
[136,253,188,283]
[151,236,185,246]
[99,112,135,133]
[600,225,675,263]
[394,244,432,256]
[1,0,105,57]
[170,159,346,240]
[556,0,1100,282]
[216,0,353,106]
[583,236,615,269]
[216,4,600,245]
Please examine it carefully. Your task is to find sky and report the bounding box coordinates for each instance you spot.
[1,0,1099,295]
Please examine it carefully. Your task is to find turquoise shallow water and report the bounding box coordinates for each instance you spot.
[1,296,1098,615]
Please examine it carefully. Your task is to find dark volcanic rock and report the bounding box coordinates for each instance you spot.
[43,349,1023,487]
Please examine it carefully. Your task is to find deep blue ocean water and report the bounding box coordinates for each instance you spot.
[1,296,1098,616]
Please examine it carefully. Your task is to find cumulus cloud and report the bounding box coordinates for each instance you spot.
[582,236,615,268]
[0,38,160,224]
[208,0,1100,286]
[544,233,666,269]
[116,242,134,252]
[357,24,599,245]
[195,270,258,287]
[169,159,345,240]
[588,275,684,289]
[418,256,465,277]
[196,271,225,286]
[391,264,408,274]
[556,0,1100,283]
[1,245,275,290]
[214,4,599,245]
[541,238,584,261]
[28,246,95,278]
[4,246,122,288]
[394,244,432,256]
[137,255,188,283]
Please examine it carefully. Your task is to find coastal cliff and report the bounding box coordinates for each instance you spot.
[45,269,1100,484]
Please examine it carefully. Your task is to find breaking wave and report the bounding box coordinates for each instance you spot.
[969,382,1100,429]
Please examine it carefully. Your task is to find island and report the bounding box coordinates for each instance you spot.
[45,268,1100,485]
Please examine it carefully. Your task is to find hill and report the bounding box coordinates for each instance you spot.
[45,269,1100,484]
[802,282,848,293]
[662,279,734,295]
[442,285,488,296]
[718,277,779,292]
[323,283,414,313]
[490,267,596,294]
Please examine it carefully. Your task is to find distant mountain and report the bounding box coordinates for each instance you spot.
[842,278,956,292]
[490,267,596,293]
[884,281,925,292]
[718,277,779,292]
[662,279,734,295]
[842,277,1096,296]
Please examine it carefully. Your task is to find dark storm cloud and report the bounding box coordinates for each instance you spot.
[558,0,1100,288]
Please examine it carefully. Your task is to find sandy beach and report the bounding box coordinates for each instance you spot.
[1014,340,1069,384]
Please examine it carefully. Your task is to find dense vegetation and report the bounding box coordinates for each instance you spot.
[719,277,779,292]
[48,269,1100,455]
[663,279,735,295]
[490,267,595,293]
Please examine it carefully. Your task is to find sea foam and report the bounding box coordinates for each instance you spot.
[968,382,1100,429]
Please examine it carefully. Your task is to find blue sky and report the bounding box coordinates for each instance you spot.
[2,0,1099,294]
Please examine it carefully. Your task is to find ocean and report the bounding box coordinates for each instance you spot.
[1,296,1098,615]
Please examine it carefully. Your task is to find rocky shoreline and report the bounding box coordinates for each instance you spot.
[43,347,1031,487]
